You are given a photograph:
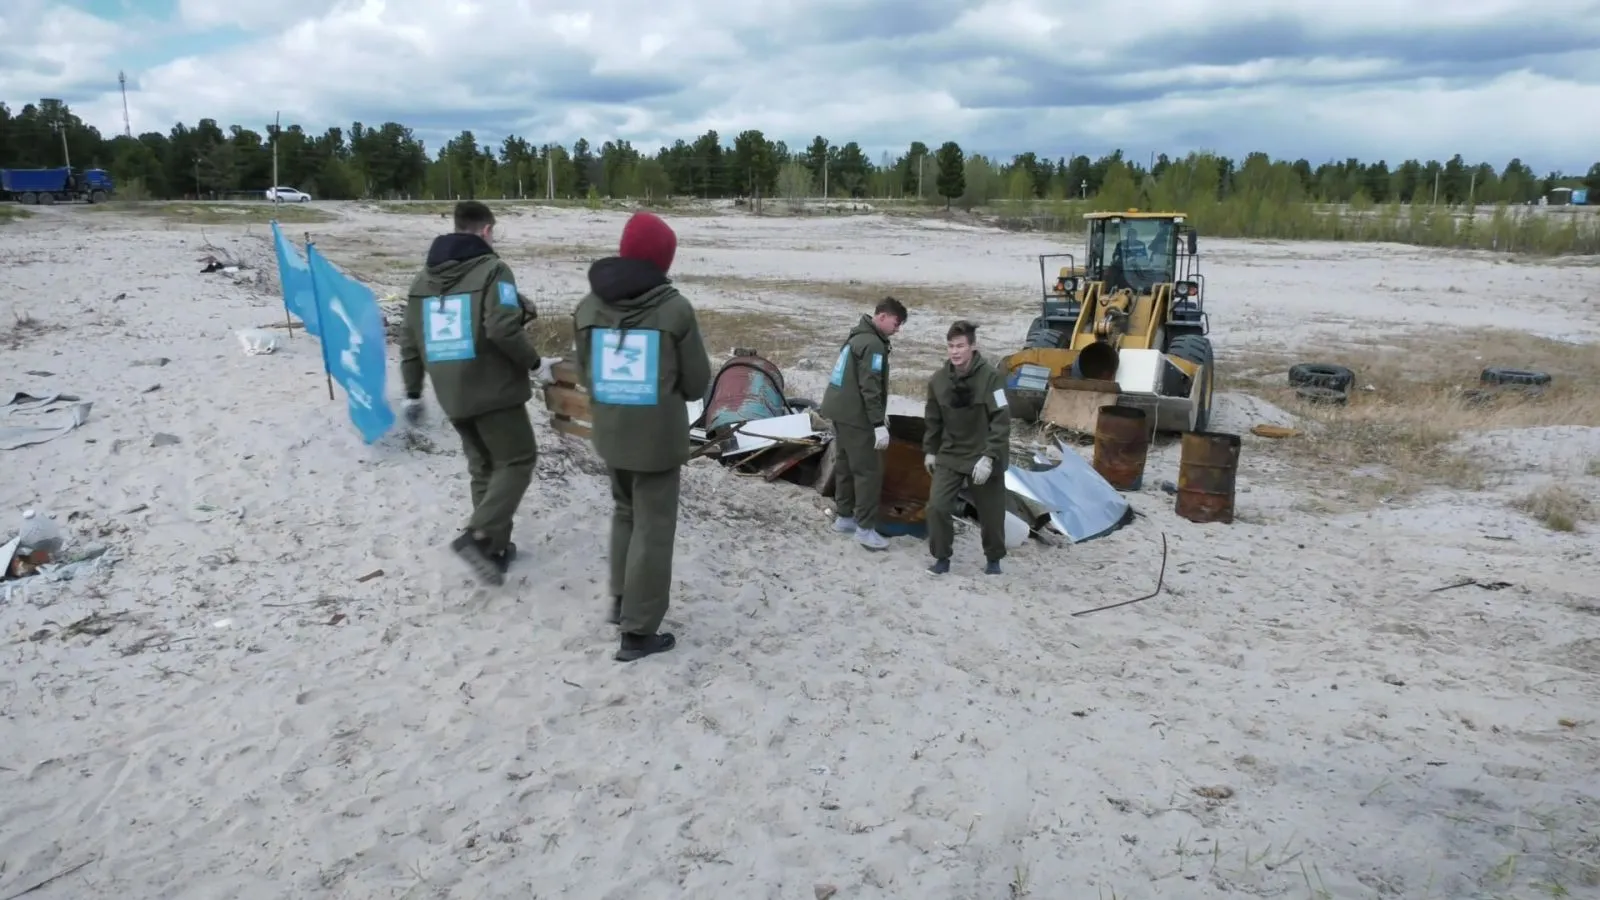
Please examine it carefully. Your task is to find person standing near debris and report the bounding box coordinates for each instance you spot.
[922,319,1012,576]
[573,211,711,662]
[819,296,908,551]
[398,200,555,586]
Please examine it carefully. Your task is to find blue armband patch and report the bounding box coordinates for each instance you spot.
[497,281,519,308]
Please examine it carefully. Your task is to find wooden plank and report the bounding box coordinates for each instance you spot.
[549,359,585,387]
[543,384,590,420]
[550,416,591,439]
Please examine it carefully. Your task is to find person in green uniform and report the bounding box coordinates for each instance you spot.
[922,319,1012,576]
[818,297,908,551]
[397,200,554,586]
[573,211,711,662]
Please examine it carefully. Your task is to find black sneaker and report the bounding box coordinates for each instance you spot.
[449,530,505,586]
[493,543,518,574]
[927,558,950,575]
[606,595,622,625]
[615,631,676,662]
[984,559,1002,576]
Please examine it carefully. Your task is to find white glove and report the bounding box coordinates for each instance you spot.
[923,454,936,473]
[971,456,993,485]
[873,425,890,450]
[533,357,562,385]
[402,398,423,425]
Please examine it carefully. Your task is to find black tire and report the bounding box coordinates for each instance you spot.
[1480,367,1551,387]
[1288,363,1354,391]
[1296,385,1348,405]
[90,190,107,204]
[18,192,38,205]
[37,193,55,206]
[786,397,816,411]
[1168,335,1214,432]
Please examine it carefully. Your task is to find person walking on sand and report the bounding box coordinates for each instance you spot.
[922,319,1012,576]
[572,211,711,662]
[819,296,908,551]
[398,200,557,586]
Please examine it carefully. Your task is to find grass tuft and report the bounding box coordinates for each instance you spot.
[1512,484,1594,532]
[1223,327,1600,504]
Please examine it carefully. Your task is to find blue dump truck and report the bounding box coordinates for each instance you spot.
[0,167,116,204]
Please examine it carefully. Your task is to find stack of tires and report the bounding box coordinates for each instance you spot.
[1288,363,1355,405]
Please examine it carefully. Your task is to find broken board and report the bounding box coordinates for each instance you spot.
[543,360,591,438]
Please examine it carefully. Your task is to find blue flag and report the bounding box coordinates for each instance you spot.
[306,243,396,444]
[271,220,320,336]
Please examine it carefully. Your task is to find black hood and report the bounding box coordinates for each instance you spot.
[587,256,670,306]
[425,232,494,268]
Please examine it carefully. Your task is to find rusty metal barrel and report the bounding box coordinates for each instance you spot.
[1175,431,1242,524]
[1092,405,1150,491]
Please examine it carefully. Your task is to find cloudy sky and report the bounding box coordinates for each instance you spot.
[4,0,1599,171]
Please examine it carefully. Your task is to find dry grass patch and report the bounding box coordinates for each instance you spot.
[1221,327,1600,502]
[3,309,61,350]
[525,306,830,370]
[100,201,334,225]
[673,273,979,316]
[1588,458,1600,478]
[0,205,32,224]
[1512,483,1594,532]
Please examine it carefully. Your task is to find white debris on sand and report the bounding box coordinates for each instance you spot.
[0,202,1597,899]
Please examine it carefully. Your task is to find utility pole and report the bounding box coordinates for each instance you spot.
[546,149,554,200]
[918,155,924,200]
[1468,171,1477,209]
[118,71,131,138]
[823,158,828,199]
[1432,169,1440,206]
[271,110,280,203]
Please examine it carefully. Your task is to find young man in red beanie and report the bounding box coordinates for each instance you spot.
[572,211,711,662]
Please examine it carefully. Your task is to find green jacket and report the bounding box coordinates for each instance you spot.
[398,233,543,421]
[819,315,891,428]
[572,256,711,473]
[923,351,1012,476]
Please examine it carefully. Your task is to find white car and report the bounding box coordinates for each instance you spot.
[266,186,312,203]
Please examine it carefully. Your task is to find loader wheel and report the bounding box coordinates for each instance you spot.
[1480,367,1551,387]
[1024,317,1064,349]
[1288,363,1355,391]
[1296,385,1348,405]
[1168,334,1214,432]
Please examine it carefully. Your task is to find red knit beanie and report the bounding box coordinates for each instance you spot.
[618,211,677,274]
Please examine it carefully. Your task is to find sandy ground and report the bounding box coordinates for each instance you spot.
[2,201,1598,899]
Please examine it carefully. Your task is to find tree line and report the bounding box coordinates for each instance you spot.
[4,97,1597,209]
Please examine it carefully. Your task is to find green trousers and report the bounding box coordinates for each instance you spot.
[831,421,883,529]
[450,404,537,554]
[926,463,1009,563]
[609,466,682,635]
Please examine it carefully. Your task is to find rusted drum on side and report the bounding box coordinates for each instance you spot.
[1075,341,1119,381]
[1092,404,1150,491]
[1175,430,1241,524]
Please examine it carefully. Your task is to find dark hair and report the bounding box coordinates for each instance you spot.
[946,319,978,343]
[454,200,496,233]
[875,296,908,324]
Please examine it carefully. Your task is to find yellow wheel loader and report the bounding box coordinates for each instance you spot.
[1003,210,1215,434]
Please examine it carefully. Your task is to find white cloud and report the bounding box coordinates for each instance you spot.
[2,0,1597,171]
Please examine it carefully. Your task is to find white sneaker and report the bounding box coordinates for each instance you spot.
[832,516,858,533]
[855,527,888,551]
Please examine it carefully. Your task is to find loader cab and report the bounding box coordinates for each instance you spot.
[1086,213,1190,294]
[1083,210,1207,335]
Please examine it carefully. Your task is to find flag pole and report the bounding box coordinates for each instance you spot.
[307,232,335,401]
[280,222,295,341]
